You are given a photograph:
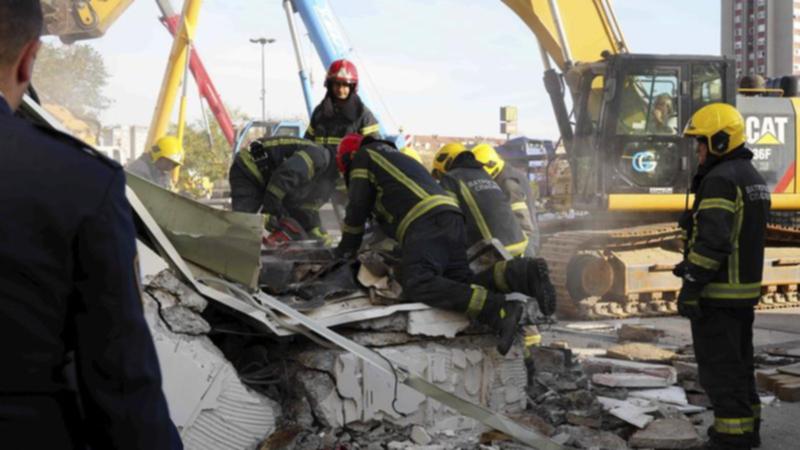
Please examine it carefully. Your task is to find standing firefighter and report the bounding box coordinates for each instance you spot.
[472,144,540,256]
[432,143,531,259]
[126,135,184,189]
[677,103,770,450]
[0,1,180,448]
[335,134,556,354]
[229,136,337,243]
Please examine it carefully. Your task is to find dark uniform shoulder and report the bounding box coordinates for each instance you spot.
[33,123,122,170]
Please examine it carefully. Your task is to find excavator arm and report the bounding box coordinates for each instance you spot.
[42,0,134,44]
[501,0,627,70]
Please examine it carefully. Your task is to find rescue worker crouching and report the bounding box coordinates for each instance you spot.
[334,134,556,355]
[229,136,337,244]
[472,143,541,256]
[676,103,770,450]
[126,135,184,189]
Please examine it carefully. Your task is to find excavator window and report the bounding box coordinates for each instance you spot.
[615,72,679,136]
[691,63,724,109]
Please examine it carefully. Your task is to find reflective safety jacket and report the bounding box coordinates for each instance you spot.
[231,136,337,231]
[495,165,540,255]
[304,94,381,152]
[338,139,461,254]
[126,153,172,189]
[439,153,528,256]
[682,147,770,307]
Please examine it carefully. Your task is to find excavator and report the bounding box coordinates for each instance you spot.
[38,0,800,319]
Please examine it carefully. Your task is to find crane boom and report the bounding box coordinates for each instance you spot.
[42,0,135,44]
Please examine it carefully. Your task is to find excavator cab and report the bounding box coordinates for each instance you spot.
[567,54,736,211]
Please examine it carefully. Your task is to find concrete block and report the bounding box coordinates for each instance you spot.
[411,425,433,445]
[756,368,779,390]
[529,346,572,373]
[630,386,689,406]
[582,357,678,384]
[406,309,470,338]
[554,425,628,450]
[597,396,655,429]
[592,373,672,388]
[673,361,698,381]
[777,362,800,377]
[776,380,800,402]
[617,324,665,343]
[629,418,703,449]
[606,343,676,363]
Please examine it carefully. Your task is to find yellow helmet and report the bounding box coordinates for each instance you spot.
[683,103,746,155]
[471,143,505,177]
[432,142,466,177]
[151,135,184,165]
[400,146,423,164]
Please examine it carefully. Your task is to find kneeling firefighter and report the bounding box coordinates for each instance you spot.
[677,103,769,450]
[229,136,338,244]
[334,134,556,355]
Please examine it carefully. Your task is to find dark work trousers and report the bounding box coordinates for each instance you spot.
[229,162,265,214]
[0,392,86,449]
[398,211,476,312]
[691,306,760,449]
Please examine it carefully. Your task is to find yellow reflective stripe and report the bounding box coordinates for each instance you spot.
[361,124,380,135]
[466,285,488,319]
[688,250,721,270]
[702,282,762,299]
[459,181,492,241]
[239,151,264,184]
[445,190,458,200]
[368,149,428,199]
[305,126,314,137]
[341,223,365,234]
[267,183,285,200]
[511,201,528,212]
[730,187,744,284]
[505,238,529,257]
[350,168,369,181]
[260,137,312,148]
[494,260,510,293]
[524,333,542,347]
[714,417,755,435]
[752,403,762,419]
[297,151,315,179]
[698,197,737,213]
[396,195,459,243]
[326,137,342,145]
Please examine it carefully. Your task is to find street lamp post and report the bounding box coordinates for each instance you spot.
[250,37,276,122]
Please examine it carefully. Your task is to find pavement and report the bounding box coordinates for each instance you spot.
[543,307,800,450]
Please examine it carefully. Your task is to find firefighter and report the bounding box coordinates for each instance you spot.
[335,134,556,355]
[0,1,180,448]
[677,103,770,450]
[472,143,540,256]
[304,59,381,149]
[229,136,337,243]
[126,135,184,189]
[305,59,381,225]
[432,143,529,258]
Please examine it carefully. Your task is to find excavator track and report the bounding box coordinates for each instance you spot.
[540,223,800,320]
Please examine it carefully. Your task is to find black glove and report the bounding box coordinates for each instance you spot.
[672,261,689,278]
[677,280,703,320]
[333,245,356,260]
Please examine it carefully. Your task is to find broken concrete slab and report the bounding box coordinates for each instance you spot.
[411,425,433,445]
[406,309,470,338]
[617,324,665,343]
[673,361,698,381]
[629,386,689,406]
[565,409,603,428]
[606,343,676,364]
[628,418,703,449]
[582,357,677,384]
[597,396,655,429]
[564,322,615,332]
[592,373,672,388]
[529,346,573,374]
[777,362,800,377]
[554,425,628,450]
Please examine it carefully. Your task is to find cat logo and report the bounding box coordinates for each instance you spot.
[745,116,788,146]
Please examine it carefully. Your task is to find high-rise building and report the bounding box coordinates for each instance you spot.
[721,0,798,79]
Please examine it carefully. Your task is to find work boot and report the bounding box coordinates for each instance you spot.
[475,292,524,356]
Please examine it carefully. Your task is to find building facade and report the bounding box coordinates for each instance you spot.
[721,0,798,79]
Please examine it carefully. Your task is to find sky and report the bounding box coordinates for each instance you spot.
[48,0,721,140]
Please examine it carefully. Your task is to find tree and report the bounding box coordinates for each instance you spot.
[175,108,247,198]
[32,42,112,119]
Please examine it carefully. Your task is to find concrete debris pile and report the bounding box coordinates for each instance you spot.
[757,362,800,402]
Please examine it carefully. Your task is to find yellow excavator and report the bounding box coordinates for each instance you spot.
[503,0,800,318]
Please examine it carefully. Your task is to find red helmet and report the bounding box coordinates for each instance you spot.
[336,133,364,173]
[326,59,358,91]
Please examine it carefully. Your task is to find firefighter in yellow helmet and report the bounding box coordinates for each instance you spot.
[472,143,539,256]
[676,103,769,450]
[399,146,423,164]
[126,135,184,189]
